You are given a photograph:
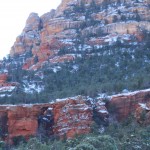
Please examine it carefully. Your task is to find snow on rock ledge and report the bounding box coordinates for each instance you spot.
[108,89,150,121]
[135,102,150,125]
[0,89,150,143]
[0,97,93,143]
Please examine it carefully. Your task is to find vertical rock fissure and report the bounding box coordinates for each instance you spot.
[38,107,54,139]
[0,112,8,141]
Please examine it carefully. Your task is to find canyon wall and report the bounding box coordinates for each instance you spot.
[109,89,150,122]
[0,96,94,143]
[0,89,150,143]
[9,0,150,70]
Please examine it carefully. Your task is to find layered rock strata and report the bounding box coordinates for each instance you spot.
[108,89,150,121]
[0,96,94,143]
[135,102,150,125]
[9,0,150,70]
[0,89,150,143]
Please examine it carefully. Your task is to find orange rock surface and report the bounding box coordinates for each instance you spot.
[0,74,19,92]
[0,74,8,84]
[0,89,150,143]
[0,97,93,143]
[135,102,150,125]
[109,90,150,121]
[53,98,93,138]
[9,0,150,70]
[49,54,75,64]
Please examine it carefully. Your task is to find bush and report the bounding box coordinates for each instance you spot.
[71,135,117,150]
[73,143,96,150]
[15,138,50,150]
[0,141,5,150]
[13,136,26,146]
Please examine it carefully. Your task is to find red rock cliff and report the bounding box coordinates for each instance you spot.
[9,0,150,70]
[0,96,93,143]
[108,89,150,121]
[0,89,150,143]
[135,102,150,125]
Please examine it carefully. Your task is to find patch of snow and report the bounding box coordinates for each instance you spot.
[80,45,92,51]
[0,69,8,73]
[56,95,83,102]
[78,16,85,21]
[48,107,53,111]
[56,98,68,102]
[115,62,119,67]
[23,82,44,94]
[61,39,74,44]
[22,104,33,108]
[71,64,79,73]
[49,100,55,104]
[43,117,50,121]
[98,126,105,134]
[139,103,150,110]
[111,88,150,99]
[0,94,12,97]
[58,127,71,133]
[67,54,82,58]
[97,101,106,106]
[122,89,129,93]
[79,114,89,120]
[98,110,108,114]
[0,86,16,93]
[72,65,79,71]
[52,66,61,73]
[97,93,108,99]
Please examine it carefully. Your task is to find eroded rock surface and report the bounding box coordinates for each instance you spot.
[135,102,150,125]
[0,73,18,93]
[9,0,150,70]
[0,89,150,143]
[108,89,150,121]
[0,96,93,143]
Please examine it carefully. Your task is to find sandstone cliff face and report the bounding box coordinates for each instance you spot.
[0,106,8,140]
[10,13,41,57]
[0,89,150,143]
[53,98,93,138]
[108,89,150,121]
[0,96,94,143]
[0,90,150,142]
[135,102,150,125]
[9,0,150,70]
[103,21,150,34]
[0,73,18,93]
[55,0,150,17]
[0,74,8,84]
[7,105,39,140]
[23,13,41,32]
